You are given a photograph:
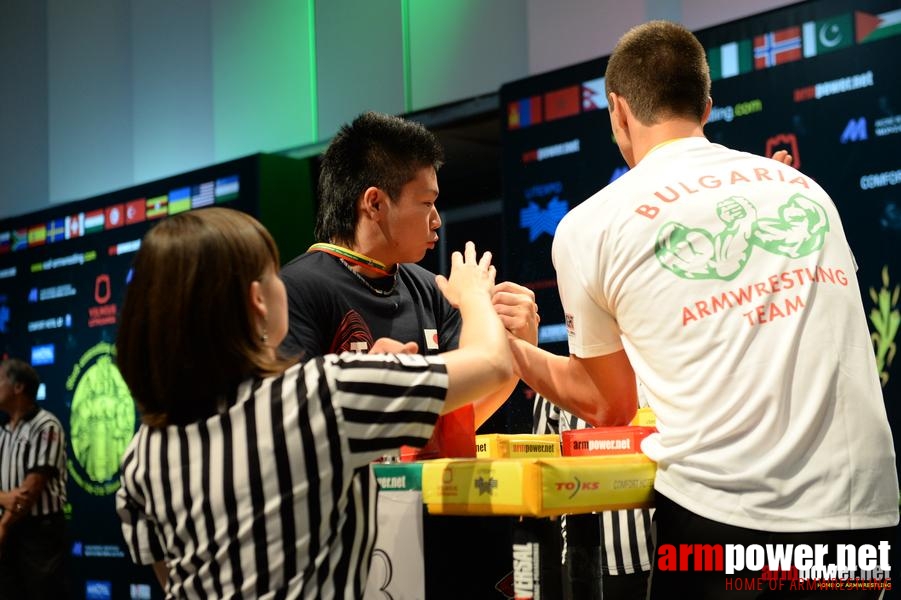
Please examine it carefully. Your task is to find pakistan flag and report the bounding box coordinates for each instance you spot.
[802,14,853,57]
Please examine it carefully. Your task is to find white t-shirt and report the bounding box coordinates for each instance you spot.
[553,136,898,532]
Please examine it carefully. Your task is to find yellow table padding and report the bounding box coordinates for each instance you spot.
[475,434,561,458]
[421,455,656,517]
[630,406,657,427]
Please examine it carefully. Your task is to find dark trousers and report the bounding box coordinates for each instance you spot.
[563,513,650,600]
[650,492,896,599]
[0,512,69,600]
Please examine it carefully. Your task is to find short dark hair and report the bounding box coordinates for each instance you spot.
[116,208,293,427]
[605,20,711,125]
[315,111,444,246]
[2,358,40,402]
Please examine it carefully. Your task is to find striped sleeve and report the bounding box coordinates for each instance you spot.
[532,394,560,435]
[312,352,448,468]
[117,430,166,565]
[25,412,65,475]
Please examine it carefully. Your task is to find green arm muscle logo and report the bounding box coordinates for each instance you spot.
[66,342,136,496]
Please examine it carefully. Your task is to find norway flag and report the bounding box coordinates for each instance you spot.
[754,26,802,69]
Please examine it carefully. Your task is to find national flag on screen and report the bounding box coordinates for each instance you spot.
[754,26,802,69]
[0,232,10,254]
[47,218,66,243]
[708,40,753,80]
[168,187,191,214]
[802,14,853,57]
[215,176,240,203]
[856,8,901,44]
[146,195,168,219]
[105,204,125,229]
[581,77,608,111]
[125,199,145,225]
[84,209,105,234]
[507,96,542,129]
[11,229,27,251]
[544,85,580,121]
[27,225,46,247]
[191,182,215,208]
[66,214,84,239]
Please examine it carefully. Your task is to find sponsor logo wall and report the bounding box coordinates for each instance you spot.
[0,160,252,600]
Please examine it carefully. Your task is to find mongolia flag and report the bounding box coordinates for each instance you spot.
[507,96,542,130]
[754,26,802,69]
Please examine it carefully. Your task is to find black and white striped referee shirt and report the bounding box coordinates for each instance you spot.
[532,395,654,576]
[117,352,448,600]
[0,406,68,516]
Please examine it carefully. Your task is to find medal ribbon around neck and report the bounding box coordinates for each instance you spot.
[308,243,396,277]
[646,137,690,156]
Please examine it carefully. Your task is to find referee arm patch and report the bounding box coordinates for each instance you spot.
[394,353,430,368]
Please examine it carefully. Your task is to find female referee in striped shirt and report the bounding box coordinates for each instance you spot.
[114,207,512,599]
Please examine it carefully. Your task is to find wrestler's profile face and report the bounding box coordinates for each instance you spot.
[382,166,441,264]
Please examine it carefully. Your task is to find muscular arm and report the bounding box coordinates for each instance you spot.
[472,374,518,428]
[471,281,540,428]
[753,193,829,258]
[508,339,637,426]
[436,245,514,413]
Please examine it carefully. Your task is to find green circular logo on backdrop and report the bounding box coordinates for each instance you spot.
[66,342,136,496]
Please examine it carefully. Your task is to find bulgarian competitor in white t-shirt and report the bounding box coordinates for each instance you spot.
[509,21,898,599]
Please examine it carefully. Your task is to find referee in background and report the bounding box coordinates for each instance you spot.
[0,357,69,600]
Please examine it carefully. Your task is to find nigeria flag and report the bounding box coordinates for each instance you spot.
[707,40,752,81]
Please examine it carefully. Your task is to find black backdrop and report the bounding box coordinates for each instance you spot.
[501,0,901,455]
[0,153,314,600]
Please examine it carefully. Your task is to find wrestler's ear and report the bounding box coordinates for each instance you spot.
[701,96,712,126]
[609,93,630,135]
[360,186,383,221]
